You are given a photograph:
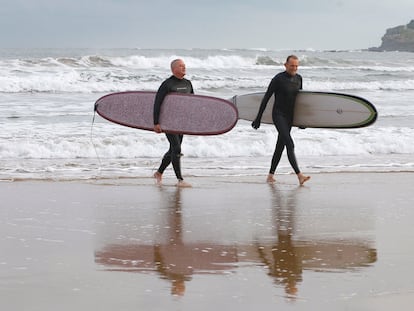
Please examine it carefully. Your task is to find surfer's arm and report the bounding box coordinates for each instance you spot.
[153,82,169,126]
[189,81,194,94]
[252,80,275,129]
[153,91,164,131]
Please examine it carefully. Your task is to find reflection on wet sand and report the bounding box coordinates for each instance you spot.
[256,184,303,297]
[95,185,376,297]
[252,185,377,299]
[95,188,238,296]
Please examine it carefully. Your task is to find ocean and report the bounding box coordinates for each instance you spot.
[1,48,413,181]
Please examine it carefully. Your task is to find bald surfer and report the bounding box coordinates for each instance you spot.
[153,59,193,188]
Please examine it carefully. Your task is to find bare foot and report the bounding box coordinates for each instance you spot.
[297,173,310,186]
[177,180,192,188]
[153,171,162,185]
[266,174,276,183]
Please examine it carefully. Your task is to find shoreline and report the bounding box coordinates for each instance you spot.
[1,169,413,184]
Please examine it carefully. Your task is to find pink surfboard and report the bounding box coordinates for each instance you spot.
[95,91,238,135]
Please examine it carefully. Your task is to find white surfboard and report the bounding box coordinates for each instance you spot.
[231,91,377,128]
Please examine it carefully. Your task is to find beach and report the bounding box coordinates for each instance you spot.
[1,172,414,311]
[1,48,414,310]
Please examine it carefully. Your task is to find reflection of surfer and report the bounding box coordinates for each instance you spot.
[257,185,302,298]
[95,186,238,297]
[154,187,190,296]
[154,187,238,295]
[153,245,190,296]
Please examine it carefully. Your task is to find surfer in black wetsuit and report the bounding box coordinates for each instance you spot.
[153,59,193,188]
[252,55,310,186]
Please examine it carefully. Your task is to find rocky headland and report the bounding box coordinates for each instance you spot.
[370,20,414,52]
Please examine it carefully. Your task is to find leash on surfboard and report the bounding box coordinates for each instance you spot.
[90,109,103,176]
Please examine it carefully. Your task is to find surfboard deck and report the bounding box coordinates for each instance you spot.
[95,91,238,135]
[231,91,377,128]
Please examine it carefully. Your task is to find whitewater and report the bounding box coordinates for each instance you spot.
[1,48,413,180]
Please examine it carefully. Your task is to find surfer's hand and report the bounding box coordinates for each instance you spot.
[154,124,162,133]
[251,118,261,129]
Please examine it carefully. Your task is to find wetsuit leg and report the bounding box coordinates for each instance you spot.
[272,115,300,174]
[269,134,285,174]
[159,133,183,180]
[158,146,172,174]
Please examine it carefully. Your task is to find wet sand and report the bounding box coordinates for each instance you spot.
[1,172,414,310]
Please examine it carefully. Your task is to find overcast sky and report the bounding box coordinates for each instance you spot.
[1,0,413,50]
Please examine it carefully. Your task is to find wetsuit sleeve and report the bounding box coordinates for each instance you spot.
[190,81,194,94]
[153,81,169,125]
[255,78,276,120]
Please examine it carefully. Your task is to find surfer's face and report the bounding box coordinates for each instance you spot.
[285,58,299,76]
[172,60,186,79]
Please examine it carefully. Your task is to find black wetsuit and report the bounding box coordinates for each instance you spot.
[253,71,302,174]
[154,76,194,180]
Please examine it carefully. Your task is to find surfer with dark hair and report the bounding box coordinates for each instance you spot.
[252,55,310,185]
[153,59,193,188]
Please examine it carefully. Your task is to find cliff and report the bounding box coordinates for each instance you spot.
[370,20,414,52]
